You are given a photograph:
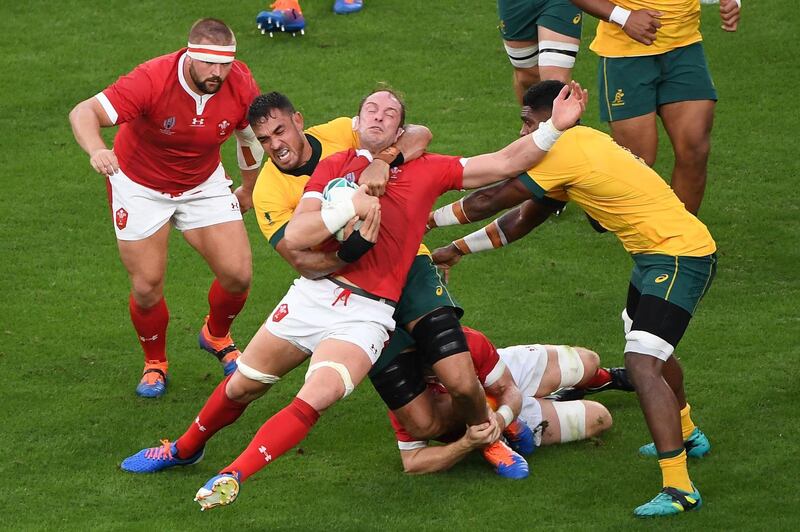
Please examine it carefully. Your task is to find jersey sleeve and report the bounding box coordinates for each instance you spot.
[233,62,261,130]
[306,117,359,149]
[387,411,427,451]
[97,64,155,125]
[416,154,465,197]
[518,128,587,201]
[463,327,504,387]
[253,171,296,248]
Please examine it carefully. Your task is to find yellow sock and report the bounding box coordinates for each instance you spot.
[658,449,692,492]
[680,403,696,440]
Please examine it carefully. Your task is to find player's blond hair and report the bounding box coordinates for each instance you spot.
[188,18,235,45]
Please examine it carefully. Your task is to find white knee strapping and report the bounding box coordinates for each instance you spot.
[552,400,586,443]
[305,361,354,398]
[625,330,675,361]
[537,40,579,69]
[556,345,585,388]
[504,43,539,68]
[621,308,633,335]
[236,359,281,384]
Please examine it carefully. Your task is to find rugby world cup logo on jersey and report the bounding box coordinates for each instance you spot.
[218,119,230,136]
[160,116,176,135]
[343,172,356,183]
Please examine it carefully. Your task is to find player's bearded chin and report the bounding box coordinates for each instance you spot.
[190,65,223,94]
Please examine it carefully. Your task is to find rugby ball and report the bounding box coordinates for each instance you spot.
[322,177,361,241]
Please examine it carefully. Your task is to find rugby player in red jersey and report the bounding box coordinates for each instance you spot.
[389,327,619,475]
[69,19,263,397]
[119,82,588,510]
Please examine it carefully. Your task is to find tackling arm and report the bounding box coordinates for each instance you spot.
[431,198,555,270]
[460,81,587,190]
[399,420,499,474]
[484,368,523,431]
[428,178,531,229]
[274,239,345,280]
[233,125,266,213]
[359,124,433,196]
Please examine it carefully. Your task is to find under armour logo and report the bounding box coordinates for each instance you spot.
[194,416,207,432]
[138,334,159,342]
[191,117,205,126]
[258,445,272,462]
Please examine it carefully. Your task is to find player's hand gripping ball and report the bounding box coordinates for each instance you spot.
[322,177,362,241]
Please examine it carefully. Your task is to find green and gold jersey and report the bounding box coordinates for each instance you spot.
[253,117,359,248]
[252,116,430,256]
[590,0,702,57]
[520,126,716,257]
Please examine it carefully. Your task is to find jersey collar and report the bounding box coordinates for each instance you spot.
[178,52,216,115]
[281,134,322,177]
[355,148,374,162]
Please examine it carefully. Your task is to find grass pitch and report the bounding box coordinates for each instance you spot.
[1,1,798,530]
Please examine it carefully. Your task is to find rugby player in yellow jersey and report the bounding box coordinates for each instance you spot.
[248,91,488,442]
[429,80,716,518]
[570,0,741,215]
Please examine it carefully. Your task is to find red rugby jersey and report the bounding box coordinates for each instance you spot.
[97,49,260,194]
[305,150,464,301]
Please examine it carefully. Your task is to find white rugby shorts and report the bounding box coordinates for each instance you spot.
[496,344,549,396]
[518,396,544,447]
[265,277,396,364]
[107,163,242,241]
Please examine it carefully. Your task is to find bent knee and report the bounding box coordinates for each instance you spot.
[583,401,612,437]
[217,264,252,294]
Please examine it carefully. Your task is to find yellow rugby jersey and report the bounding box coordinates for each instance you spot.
[590,0,702,57]
[252,116,429,256]
[521,126,716,257]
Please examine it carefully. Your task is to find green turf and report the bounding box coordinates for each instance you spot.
[1,1,798,529]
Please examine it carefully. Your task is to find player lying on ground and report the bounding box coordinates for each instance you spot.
[389,326,630,475]
[429,80,715,518]
[119,82,589,511]
[69,19,263,398]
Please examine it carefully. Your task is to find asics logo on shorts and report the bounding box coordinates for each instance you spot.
[655,274,670,283]
[273,303,289,322]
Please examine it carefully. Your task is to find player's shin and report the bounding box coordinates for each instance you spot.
[129,294,169,363]
[222,397,319,481]
[175,374,250,458]
[207,279,249,337]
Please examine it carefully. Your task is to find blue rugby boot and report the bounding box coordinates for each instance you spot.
[639,428,711,458]
[195,472,241,511]
[634,484,702,518]
[503,418,536,456]
[135,361,168,398]
[121,439,204,473]
[334,0,363,15]
[483,441,529,479]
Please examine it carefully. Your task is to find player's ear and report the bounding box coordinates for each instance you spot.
[393,127,405,143]
[293,111,304,130]
[352,116,360,131]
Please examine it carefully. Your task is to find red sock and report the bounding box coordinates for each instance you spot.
[581,367,612,389]
[223,397,320,482]
[207,279,249,337]
[174,375,248,458]
[129,294,168,364]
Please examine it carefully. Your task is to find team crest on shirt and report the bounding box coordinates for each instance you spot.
[389,167,402,179]
[272,303,289,322]
[115,208,128,229]
[160,116,176,135]
[218,119,230,136]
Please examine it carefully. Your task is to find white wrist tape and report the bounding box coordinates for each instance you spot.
[458,221,508,253]
[320,200,356,236]
[432,198,470,227]
[531,119,563,152]
[497,405,515,428]
[609,6,631,27]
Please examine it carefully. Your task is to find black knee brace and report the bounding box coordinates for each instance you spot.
[369,350,427,411]
[411,307,469,365]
